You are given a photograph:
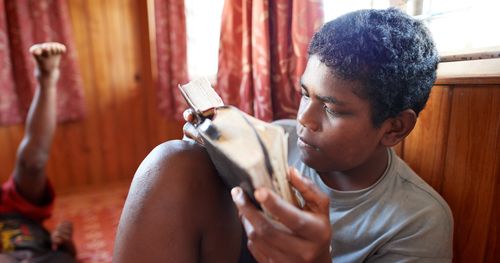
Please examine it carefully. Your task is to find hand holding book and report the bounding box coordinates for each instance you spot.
[179,78,302,210]
[231,168,332,263]
[182,108,204,145]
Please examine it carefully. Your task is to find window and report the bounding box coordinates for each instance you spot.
[323,0,500,54]
[185,0,224,82]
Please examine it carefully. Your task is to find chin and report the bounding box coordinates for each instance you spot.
[299,151,348,173]
[300,152,330,172]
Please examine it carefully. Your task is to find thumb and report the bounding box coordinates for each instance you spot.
[288,168,329,214]
[183,122,204,145]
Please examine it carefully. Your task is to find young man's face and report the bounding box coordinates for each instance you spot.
[296,55,387,173]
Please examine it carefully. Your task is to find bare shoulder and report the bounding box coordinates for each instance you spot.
[114,140,242,263]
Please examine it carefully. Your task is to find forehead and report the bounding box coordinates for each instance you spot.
[301,55,363,101]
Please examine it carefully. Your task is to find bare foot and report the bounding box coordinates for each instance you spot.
[51,220,77,257]
[29,42,66,80]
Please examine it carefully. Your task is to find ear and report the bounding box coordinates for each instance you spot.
[380,109,417,147]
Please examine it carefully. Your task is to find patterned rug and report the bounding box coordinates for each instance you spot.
[44,182,130,263]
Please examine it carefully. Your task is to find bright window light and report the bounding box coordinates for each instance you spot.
[185,0,224,82]
[323,0,500,53]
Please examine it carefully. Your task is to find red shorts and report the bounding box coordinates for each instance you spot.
[0,176,54,223]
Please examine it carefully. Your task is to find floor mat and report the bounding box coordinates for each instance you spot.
[44,182,130,263]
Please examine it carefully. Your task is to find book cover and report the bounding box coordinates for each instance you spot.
[179,78,301,209]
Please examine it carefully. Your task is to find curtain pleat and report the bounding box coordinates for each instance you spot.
[0,0,85,126]
[154,0,189,119]
[217,0,323,121]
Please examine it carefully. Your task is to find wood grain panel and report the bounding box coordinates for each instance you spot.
[441,86,500,263]
[136,0,184,145]
[485,167,500,262]
[0,126,23,182]
[66,0,104,187]
[403,87,452,192]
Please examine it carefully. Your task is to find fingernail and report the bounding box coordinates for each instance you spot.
[254,188,268,202]
[241,216,254,234]
[231,187,243,205]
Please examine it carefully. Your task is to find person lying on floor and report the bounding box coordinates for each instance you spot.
[114,8,453,263]
[0,42,77,263]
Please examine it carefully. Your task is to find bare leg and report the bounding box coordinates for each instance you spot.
[13,42,65,204]
[114,140,244,262]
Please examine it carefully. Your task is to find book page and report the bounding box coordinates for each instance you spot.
[179,78,224,116]
[248,117,297,206]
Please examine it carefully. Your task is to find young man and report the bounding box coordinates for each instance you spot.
[114,8,453,262]
[0,43,76,262]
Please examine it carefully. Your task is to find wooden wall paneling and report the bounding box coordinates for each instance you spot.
[7,127,24,178]
[137,0,168,149]
[0,128,13,182]
[139,0,162,150]
[403,86,452,192]
[0,126,22,182]
[68,0,103,188]
[392,142,403,158]
[485,164,500,261]
[46,127,67,191]
[60,122,90,190]
[85,0,122,182]
[119,0,151,175]
[102,0,136,180]
[137,0,183,151]
[441,86,500,262]
[66,0,105,187]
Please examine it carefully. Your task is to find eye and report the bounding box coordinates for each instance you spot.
[300,88,310,100]
[323,104,338,116]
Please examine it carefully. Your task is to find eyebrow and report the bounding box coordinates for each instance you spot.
[300,80,346,106]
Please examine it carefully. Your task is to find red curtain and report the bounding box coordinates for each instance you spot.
[0,0,85,126]
[217,0,323,121]
[154,0,189,118]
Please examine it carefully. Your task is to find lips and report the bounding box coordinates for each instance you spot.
[298,136,320,151]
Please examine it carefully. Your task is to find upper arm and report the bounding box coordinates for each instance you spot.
[113,140,242,263]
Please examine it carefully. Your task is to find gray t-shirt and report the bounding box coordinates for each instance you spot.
[276,119,453,263]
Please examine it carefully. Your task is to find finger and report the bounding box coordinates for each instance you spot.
[243,214,321,263]
[182,122,203,145]
[245,237,267,263]
[288,168,329,214]
[233,188,277,261]
[247,237,295,263]
[232,187,269,231]
[234,188,312,253]
[183,108,199,124]
[254,187,327,239]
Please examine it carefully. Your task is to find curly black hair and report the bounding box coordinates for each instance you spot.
[308,8,439,126]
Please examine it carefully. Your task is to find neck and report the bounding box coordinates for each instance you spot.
[319,147,389,191]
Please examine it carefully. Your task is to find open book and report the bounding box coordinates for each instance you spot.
[179,78,301,209]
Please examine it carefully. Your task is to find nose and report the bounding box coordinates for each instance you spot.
[297,99,320,132]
